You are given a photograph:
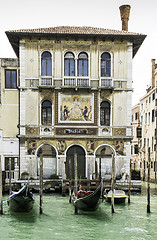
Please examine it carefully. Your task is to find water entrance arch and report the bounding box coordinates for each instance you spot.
[95,145,114,179]
[37,144,57,178]
[66,145,86,178]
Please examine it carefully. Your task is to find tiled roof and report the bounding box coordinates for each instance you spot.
[6,26,146,58]
[6,26,143,36]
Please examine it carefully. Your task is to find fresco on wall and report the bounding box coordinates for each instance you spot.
[59,93,94,122]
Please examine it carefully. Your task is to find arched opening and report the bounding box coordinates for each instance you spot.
[95,145,113,179]
[64,52,75,76]
[41,100,52,125]
[37,144,57,178]
[41,51,52,76]
[66,145,86,178]
[101,52,111,77]
[100,100,110,126]
[77,52,88,76]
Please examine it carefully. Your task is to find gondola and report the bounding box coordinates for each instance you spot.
[104,189,126,204]
[73,183,102,213]
[8,184,35,212]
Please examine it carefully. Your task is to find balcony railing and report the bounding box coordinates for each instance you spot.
[40,77,53,86]
[113,80,127,89]
[63,77,89,87]
[25,78,39,88]
[100,78,112,87]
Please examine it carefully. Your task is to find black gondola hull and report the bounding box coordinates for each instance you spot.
[8,184,35,212]
[74,184,102,211]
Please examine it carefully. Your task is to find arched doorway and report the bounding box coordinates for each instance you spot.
[95,145,114,179]
[66,145,86,178]
[37,144,57,178]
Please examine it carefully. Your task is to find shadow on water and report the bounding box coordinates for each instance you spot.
[74,204,111,221]
[8,207,38,223]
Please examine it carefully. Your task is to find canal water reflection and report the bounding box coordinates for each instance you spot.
[1,183,157,240]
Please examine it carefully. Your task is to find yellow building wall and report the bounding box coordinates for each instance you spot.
[0,104,18,137]
[0,67,19,138]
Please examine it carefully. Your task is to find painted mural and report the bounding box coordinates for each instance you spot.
[59,93,94,122]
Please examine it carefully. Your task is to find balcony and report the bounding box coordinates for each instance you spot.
[113,80,127,89]
[25,77,54,89]
[39,76,53,87]
[63,77,90,88]
[100,78,113,88]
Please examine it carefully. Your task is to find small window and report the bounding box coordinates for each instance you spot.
[141,103,143,110]
[141,115,143,124]
[144,138,146,147]
[132,115,133,121]
[77,52,88,76]
[41,100,52,125]
[135,112,138,120]
[5,70,17,89]
[152,109,155,122]
[145,113,147,124]
[101,52,111,77]
[152,137,154,151]
[148,112,150,125]
[41,51,52,76]
[100,101,110,126]
[152,92,155,101]
[147,138,149,147]
[64,52,75,76]
[134,144,138,154]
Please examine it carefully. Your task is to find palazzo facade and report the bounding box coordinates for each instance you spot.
[0,5,146,181]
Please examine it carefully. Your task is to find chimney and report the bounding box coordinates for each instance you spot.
[119,5,131,31]
[151,59,155,88]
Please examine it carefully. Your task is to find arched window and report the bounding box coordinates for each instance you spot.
[77,52,88,76]
[64,52,75,76]
[41,100,52,125]
[41,51,52,76]
[101,52,111,77]
[100,101,110,126]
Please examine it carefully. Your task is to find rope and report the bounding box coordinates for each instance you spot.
[0,199,9,206]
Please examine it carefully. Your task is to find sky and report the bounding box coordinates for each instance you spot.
[0,0,157,106]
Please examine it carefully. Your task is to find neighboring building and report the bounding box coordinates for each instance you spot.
[0,58,19,181]
[131,103,140,171]
[138,59,157,181]
[0,5,146,181]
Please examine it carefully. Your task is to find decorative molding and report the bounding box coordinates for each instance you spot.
[27,139,37,155]
[57,140,66,155]
[112,128,126,136]
[55,128,97,135]
[26,127,40,135]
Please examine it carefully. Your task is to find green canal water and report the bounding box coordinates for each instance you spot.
[1,183,157,240]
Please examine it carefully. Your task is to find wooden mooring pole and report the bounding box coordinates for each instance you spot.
[74,152,78,214]
[40,153,43,214]
[74,152,78,196]
[69,159,72,203]
[9,157,12,195]
[128,159,132,204]
[147,147,151,213]
[0,156,3,214]
[111,153,115,213]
